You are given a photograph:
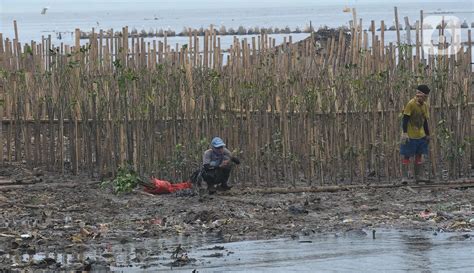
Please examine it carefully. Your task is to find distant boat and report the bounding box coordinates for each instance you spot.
[41,7,48,15]
[343,7,351,13]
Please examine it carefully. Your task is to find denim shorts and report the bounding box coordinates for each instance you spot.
[400,137,429,157]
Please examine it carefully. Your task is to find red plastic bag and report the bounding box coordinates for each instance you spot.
[144,178,192,194]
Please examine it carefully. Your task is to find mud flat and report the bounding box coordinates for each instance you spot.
[0,164,473,271]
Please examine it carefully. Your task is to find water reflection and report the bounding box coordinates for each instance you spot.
[401,234,433,272]
[3,230,473,272]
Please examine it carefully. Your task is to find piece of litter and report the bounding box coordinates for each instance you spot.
[20,234,32,239]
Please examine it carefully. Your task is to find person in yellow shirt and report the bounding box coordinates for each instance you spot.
[400,85,431,183]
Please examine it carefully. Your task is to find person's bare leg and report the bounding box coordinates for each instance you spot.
[401,157,410,184]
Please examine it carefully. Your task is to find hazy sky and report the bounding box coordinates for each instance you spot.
[1,0,444,13]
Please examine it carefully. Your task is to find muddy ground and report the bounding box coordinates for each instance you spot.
[0,163,473,271]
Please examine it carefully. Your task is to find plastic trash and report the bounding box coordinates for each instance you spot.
[145,178,192,194]
[20,234,32,239]
[419,209,436,219]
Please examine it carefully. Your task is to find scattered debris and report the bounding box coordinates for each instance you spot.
[419,209,436,219]
[203,246,225,251]
[31,257,60,269]
[344,229,368,237]
[203,253,224,258]
[164,253,196,267]
[447,234,471,241]
[20,234,32,239]
[288,205,308,215]
[171,244,187,259]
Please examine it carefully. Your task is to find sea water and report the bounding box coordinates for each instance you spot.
[1,0,473,46]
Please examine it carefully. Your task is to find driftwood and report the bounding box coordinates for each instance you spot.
[0,178,42,186]
[404,186,418,194]
[133,189,156,197]
[0,180,101,192]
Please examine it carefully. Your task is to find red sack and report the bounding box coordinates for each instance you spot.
[170,181,192,192]
[145,178,192,194]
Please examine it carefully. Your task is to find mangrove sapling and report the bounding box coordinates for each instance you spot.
[101,165,144,194]
[437,120,471,179]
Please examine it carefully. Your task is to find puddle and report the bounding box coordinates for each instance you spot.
[4,230,473,272]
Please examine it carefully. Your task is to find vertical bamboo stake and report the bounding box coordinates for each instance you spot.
[420,10,425,61]
[0,33,4,66]
[13,20,20,70]
[203,30,208,68]
[394,7,401,64]
[404,17,411,45]
[415,20,420,66]
[0,40,3,164]
[380,20,385,65]
[467,30,473,172]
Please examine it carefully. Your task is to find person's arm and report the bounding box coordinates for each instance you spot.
[223,148,241,165]
[423,104,430,137]
[423,119,430,136]
[402,114,410,133]
[203,150,214,169]
[401,102,412,143]
[223,148,232,157]
[219,148,232,167]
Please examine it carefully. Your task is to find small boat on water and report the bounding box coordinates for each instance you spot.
[343,7,351,13]
[41,7,48,15]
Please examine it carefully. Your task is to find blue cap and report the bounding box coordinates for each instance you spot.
[211,137,225,148]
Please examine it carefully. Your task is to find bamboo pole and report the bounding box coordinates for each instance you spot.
[394,7,401,64]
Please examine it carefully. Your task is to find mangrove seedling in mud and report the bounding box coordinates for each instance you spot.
[101,165,143,194]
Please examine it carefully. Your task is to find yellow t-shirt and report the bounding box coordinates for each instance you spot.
[403,98,429,139]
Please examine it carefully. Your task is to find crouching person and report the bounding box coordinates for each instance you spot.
[201,137,239,194]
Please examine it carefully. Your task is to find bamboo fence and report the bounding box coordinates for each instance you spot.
[0,10,472,187]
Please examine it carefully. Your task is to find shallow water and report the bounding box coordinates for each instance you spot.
[141,230,473,272]
[9,229,473,272]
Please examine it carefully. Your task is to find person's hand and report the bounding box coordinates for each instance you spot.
[401,133,409,144]
[220,160,230,167]
[425,135,430,143]
[231,157,241,165]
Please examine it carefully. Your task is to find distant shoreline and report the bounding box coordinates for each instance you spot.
[75,22,474,40]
